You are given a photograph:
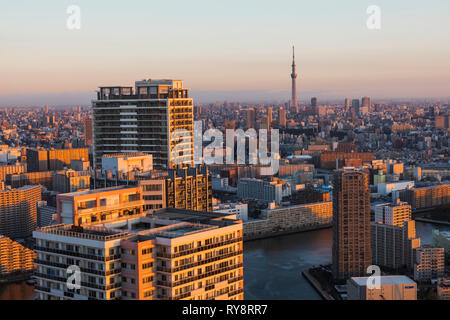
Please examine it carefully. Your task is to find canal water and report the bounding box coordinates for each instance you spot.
[1,222,448,300]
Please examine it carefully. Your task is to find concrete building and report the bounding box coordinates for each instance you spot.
[332,168,372,281]
[213,203,248,221]
[37,201,57,228]
[0,185,41,239]
[6,171,53,190]
[374,200,412,227]
[377,181,414,196]
[56,186,144,226]
[244,201,332,241]
[399,184,450,210]
[33,209,243,300]
[0,235,36,276]
[93,79,194,170]
[413,246,445,282]
[319,152,374,170]
[101,153,153,175]
[347,275,417,300]
[52,169,91,193]
[237,178,287,204]
[371,220,420,270]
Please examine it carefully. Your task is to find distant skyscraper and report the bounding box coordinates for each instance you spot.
[93,79,194,169]
[278,107,287,127]
[351,99,360,118]
[246,107,256,129]
[361,97,371,109]
[290,46,298,112]
[84,117,93,147]
[332,168,372,281]
[311,97,318,107]
[344,98,350,112]
[267,107,272,128]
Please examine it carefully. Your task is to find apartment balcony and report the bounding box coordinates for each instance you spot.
[77,200,144,216]
[157,237,243,259]
[35,259,121,276]
[156,263,243,288]
[35,246,121,262]
[156,250,243,273]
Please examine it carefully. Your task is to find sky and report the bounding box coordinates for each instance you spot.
[0,0,449,105]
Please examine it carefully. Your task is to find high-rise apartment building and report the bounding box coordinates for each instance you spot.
[33,209,243,300]
[0,185,41,239]
[92,79,194,170]
[84,118,93,147]
[332,168,372,281]
[0,235,36,276]
[278,108,287,127]
[371,220,420,270]
[246,107,256,130]
[166,165,212,212]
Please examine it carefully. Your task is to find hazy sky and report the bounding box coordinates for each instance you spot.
[1,0,449,104]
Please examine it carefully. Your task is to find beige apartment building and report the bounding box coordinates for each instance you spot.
[0,235,36,276]
[33,209,243,300]
[0,185,41,239]
[56,186,145,226]
[92,79,194,170]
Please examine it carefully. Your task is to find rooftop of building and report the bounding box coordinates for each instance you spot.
[59,185,140,197]
[350,275,415,286]
[35,224,130,241]
[102,152,152,159]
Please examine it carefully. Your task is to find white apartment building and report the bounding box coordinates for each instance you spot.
[213,203,248,221]
[101,153,153,175]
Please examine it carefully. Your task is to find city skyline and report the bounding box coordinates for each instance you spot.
[1,0,450,105]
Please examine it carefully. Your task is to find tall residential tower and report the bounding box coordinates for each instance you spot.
[92,79,194,170]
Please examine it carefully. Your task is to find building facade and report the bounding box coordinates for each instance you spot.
[332,168,372,281]
[0,185,41,239]
[92,79,194,170]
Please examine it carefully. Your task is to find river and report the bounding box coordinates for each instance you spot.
[1,222,448,300]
